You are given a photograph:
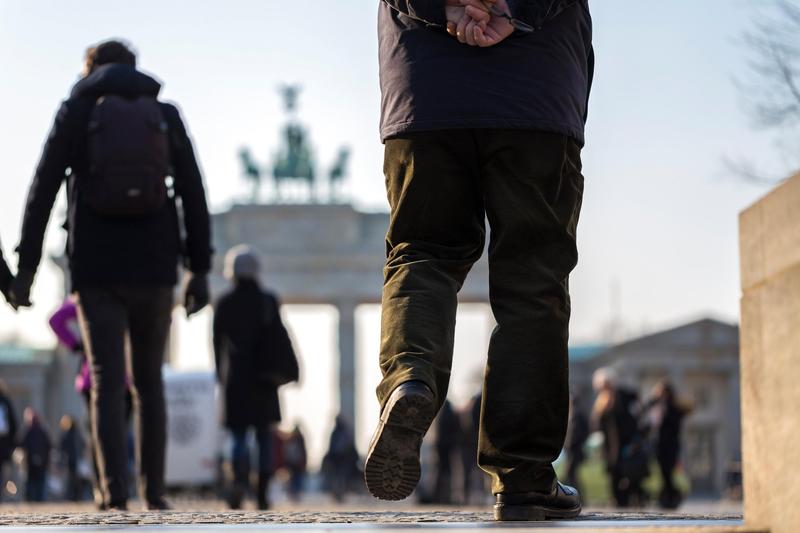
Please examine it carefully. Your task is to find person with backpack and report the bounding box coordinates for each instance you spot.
[9,40,212,510]
[364,0,592,521]
[213,245,298,510]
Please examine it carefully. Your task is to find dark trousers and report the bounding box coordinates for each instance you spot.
[564,450,584,496]
[25,470,46,502]
[378,129,584,495]
[231,427,272,505]
[76,286,173,505]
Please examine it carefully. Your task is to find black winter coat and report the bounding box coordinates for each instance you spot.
[213,280,284,430]
[378,0,593,143]
[16,64,211,289]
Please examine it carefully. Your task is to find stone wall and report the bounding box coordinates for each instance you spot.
[739,171,800,533]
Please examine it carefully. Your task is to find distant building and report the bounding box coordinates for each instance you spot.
[570,318,741,496]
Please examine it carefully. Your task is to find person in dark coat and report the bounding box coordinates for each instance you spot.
[591,368,648,508]
[322,415,360,502]
[0,380,18,501]
[213,245,294,510]
[0,239,13,304]
[563,394,590,496]
[59,415,85,502]
[284,424,307,502]
[9,39,212,511]
[460,392,483,504]
[433,399,462,504]
[21,408,52,502]
[365,0,592,520]
[646,380,692,509]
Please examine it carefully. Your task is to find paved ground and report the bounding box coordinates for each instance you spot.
[0,500,748,532]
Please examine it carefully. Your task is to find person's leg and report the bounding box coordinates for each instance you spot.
[255,427,273,509]
[229,428,249,509]
[376,131,486,407]
[658,454,678,507]
[434,445,453,504]
[565,455,578,492]
[477,130,584,517]
[76,288,130,507]
[366,131,486,501]
[126,287,173,506]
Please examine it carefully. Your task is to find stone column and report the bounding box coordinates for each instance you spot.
[336,300,357,426]
[739,171,800,533]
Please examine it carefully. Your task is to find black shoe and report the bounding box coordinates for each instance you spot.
[364,381,436,501]
[107,499,128,512]
[146,498,172,511]
[494,481,582,521]
[228,485,245,510]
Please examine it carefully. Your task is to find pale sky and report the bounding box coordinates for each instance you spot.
[0,1,791,464]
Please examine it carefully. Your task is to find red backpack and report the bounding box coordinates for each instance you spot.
[85,95,170,217]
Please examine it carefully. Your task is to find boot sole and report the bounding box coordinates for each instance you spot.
[493,502,582,521]
[364,387,436,501]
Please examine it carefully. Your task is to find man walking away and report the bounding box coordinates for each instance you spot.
[365,0,593,521]
[432,399,461,504]
[646,380,692,509]
[10,39,212,510]
[21,408,52,502]
[213,245,298,510]
[284,424,308,502]
[59,415,85,502]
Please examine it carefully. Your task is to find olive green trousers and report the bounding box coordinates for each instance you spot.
[378,129,584,495]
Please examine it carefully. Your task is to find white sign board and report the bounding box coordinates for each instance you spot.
[164,369,220,487]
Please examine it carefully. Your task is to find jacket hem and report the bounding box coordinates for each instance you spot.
[380,118,585,146]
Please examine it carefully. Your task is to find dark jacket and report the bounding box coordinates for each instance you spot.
[16,64,211,289]
[22,421,52,477]
[213,280,284,430]
[596,388,641,469]
[0,392,18,463]
[0,239,11,295]
[378,0,593,143]
[648,398,688,465]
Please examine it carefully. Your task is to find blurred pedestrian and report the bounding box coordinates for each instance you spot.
[284,424,307,502]
[0,380,18,501]
[365,0,592,521]
[59,415,85,501]
[433,399,461,504]
[323,415,360,502]
[21,408,51,502]
[49,297,133,508]
[213,245,298,510]
[645,379,692,509]
[591,368,649,507]
[564,394,589,496]
[460,392,483,504]
[10,39,212,510]
[0,238,12,305]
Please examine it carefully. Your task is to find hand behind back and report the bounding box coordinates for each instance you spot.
[446,0,515,48]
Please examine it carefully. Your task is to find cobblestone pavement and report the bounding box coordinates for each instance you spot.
[0,504,747,532]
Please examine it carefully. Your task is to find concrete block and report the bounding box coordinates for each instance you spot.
[739,171,800,533]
